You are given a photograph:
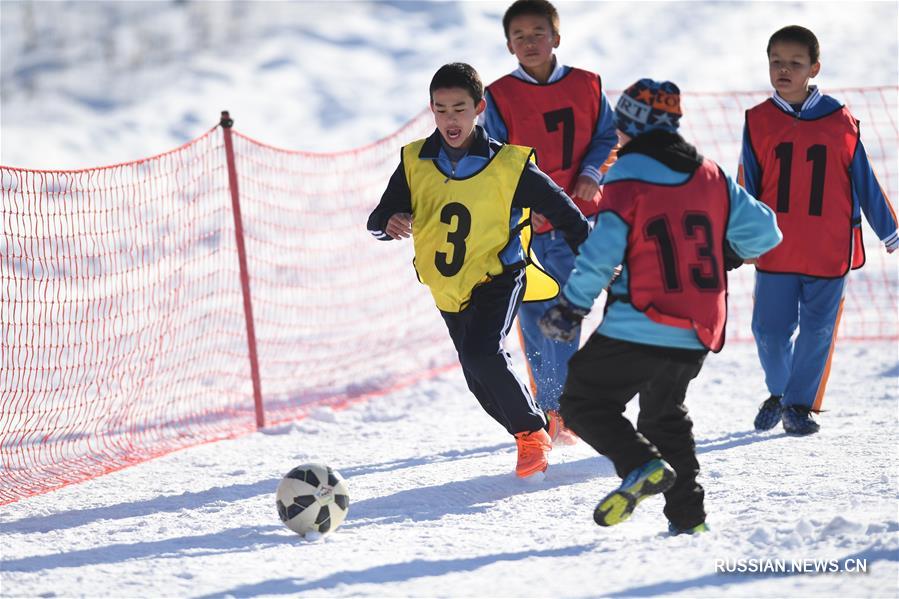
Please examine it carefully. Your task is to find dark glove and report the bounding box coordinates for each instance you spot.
[723,240,744,271]
[538,295,590,342]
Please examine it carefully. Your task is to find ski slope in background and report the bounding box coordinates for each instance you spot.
[1,1,897,597]
[2,1,897,168]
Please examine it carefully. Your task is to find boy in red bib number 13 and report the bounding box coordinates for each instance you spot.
[539,79,782,534]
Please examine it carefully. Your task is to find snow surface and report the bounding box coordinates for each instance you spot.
[3,342,898,597]
[2,1,898,597]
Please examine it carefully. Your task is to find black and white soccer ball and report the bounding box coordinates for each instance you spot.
[276,463,350,536]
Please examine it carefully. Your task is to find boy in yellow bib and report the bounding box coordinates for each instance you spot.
[367,63,589,478]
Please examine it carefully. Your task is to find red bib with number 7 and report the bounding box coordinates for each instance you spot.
[487,68,602,232]
[601,161,730,352]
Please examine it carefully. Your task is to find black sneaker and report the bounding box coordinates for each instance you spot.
[753,395,783,431]
[782,405,820,435]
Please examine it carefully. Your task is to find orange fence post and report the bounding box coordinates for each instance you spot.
[220,110,265,429]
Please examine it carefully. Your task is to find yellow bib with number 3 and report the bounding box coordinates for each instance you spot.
[405,141,554,312]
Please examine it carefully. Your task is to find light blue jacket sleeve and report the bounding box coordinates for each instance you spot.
[482,90,509,143]
[724,175,782,258]
[578,90,618,184]
[561,211,628,310]
[850,138,899,250]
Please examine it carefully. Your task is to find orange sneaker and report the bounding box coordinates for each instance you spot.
[514,429,552,478]
[547,410,579,446]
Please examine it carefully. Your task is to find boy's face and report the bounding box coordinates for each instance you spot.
[506,14,559,71]
[430,87,486,149]
[768,40,820,103]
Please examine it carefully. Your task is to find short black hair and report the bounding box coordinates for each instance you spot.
[429,63,484,104]
[767,25,820,64]
[502,0,560,40]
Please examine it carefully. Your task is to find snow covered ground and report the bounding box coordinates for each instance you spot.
[2,1,898,597]
[3,341,897,597]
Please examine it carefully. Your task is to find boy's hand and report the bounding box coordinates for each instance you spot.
[385,213,413,239]
[538,295,590,342]
[530,212,548,230]
[573,175,600,203]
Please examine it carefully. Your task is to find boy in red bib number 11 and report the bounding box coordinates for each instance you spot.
[740,25,898,436]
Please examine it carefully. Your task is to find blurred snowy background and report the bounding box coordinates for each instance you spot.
[2,0,896,168]
[2,2,897,597]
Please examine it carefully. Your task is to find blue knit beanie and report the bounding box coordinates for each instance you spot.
[614,79,682,136]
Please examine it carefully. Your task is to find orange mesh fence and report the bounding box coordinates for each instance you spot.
[1,87,896,503]
[1,129,263,502]
[224,120,454,425]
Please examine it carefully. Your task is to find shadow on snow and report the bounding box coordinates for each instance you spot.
[4,429,781,537]
[196,543,600,598]
[2,442,522,534]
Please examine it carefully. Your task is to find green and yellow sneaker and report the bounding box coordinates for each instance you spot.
[668,521,710,536]
[593,458,676,527]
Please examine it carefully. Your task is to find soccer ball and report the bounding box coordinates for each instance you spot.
[276,463,350,536]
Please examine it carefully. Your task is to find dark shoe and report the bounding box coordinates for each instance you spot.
[753,395,783,431]
[782,405,820,435]
[668,521,710,536]
[594,459,676,527]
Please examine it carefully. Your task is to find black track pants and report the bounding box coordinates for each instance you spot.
[441,269,546,435]
[560,334,708,529]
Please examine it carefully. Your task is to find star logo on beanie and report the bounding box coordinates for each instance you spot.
[651,111,676,128]
[614,78,682,137]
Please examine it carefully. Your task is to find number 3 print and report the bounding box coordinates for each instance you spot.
[435,202,471,276]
